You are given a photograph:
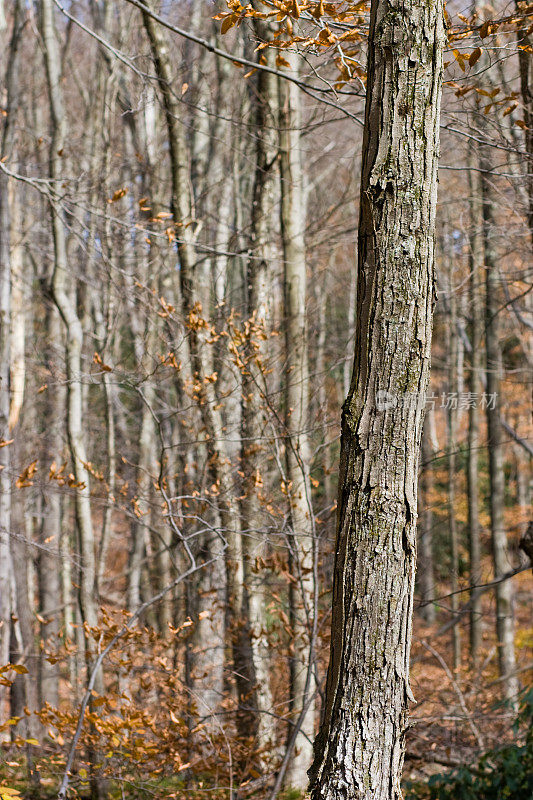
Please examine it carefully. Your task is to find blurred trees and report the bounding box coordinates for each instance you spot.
[0,1,530,798]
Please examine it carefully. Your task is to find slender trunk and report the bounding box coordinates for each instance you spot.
[240,44,279,754]
[418,414,435,624]
[316,266,333,508]
[446,248,461,671]
[88,30,116,597]
[0,0,23,729]
[467,143,483,667]
[480,150,520,706]
[39,308,64,709]
[187,526,226,726]
[310,0,444,795]
[0,166,11,728]
[343,268,357,400]
[515,0,533,244]
[96,369,116,594]
[41,6,105,795]
[279,50,316,790]
[10,527,40,741]
[60,498,76,693]
[128,390,155,613]
[41,0,98,637]
[7,180,24,432]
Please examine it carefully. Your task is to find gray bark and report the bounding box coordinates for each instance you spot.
[466,143,483,667]
[0,156,11,729]
[480,149,520,707]
[310,0,445,795]
[41,0,99,643]
[279,49,316,790]
[240,43,279,755]
[446,249,461,672]
[418,415,435,624]
[0,0,23,725]
[39,309,64,709]
[515,0,533,244]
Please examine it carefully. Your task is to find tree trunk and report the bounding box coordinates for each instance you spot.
[41,6,105,794]
[445,245,461,671]
[39,308,64,709]
[279,49,316,790]
[41,0,99,648]
[0,0,23,730]
[128,384,156,615]
[309,0,445,795]
[515,0,533,244]
[418,414,435,624]
[466,142,483,667]
[480,150,520,706]
[7,178,24,432]
[0,153,11,730]
[240,42,279,756]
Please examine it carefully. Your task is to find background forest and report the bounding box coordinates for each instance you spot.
[0,1,531,799]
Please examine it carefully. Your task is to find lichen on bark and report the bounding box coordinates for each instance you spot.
[309,0,445,798]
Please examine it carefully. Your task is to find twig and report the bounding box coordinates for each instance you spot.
[420,640,485,751]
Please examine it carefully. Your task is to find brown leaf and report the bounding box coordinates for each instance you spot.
[469,47,482,66]
[221,15,236,34]
[108,187,128,203]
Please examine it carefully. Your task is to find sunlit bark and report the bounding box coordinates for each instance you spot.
[310,0,445,794]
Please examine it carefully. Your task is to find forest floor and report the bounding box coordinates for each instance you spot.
[0,568,531,800]
[406,566,532,787]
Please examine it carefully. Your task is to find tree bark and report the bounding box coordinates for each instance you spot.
[445,245,461,672]
[41,0,99,643]
[0,146,12,730]
[418,414,435,624]
[515,0,533,245]
[278,49,316,790]
[480,150,520,707]
[0,0,23,726]
[39,308,64,709]
[309,0,444,795]
[7,178,24,432]
[466,142,483,667]
[240,41,279,756]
